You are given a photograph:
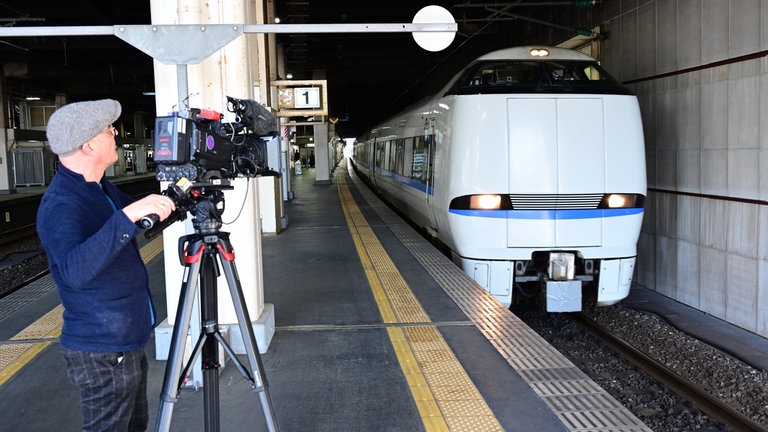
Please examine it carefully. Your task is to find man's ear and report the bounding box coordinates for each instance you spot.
[81,140,95,155]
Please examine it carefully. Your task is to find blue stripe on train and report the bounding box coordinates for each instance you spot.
[449,208,644,219]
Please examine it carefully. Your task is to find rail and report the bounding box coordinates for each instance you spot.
[572,313,768,432]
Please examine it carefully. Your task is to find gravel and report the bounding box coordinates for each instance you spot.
[0,233,48,296]
[514,304,768,432]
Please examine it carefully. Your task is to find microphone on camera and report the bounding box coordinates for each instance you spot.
[192,108,223,121]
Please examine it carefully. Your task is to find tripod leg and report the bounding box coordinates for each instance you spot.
[155,238,205,432]
[200,252,221,432]
[217,237,280,432]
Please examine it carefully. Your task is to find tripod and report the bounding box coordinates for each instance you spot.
[155,196,279,432]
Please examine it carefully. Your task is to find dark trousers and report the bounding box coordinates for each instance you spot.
[61,347,149,432]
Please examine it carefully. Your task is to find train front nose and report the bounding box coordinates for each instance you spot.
[506,97,606,249]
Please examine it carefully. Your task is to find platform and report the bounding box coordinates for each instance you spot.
[0,162,653,431]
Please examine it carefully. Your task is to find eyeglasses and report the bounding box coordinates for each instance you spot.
[102,125,117,137]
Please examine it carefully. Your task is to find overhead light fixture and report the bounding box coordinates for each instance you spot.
[286,73,293,79]
[411,5,456,52]
[142,91,156,96]
[25,96,40,101]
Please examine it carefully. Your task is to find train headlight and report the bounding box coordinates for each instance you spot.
[470,194,502,210]
[599,193,645,208]
[449,194,512,210]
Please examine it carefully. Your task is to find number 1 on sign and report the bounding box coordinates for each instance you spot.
[294,87,321,109]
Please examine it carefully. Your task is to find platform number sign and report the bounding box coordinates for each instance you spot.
[294,87,321,109]
[273,79,327,120]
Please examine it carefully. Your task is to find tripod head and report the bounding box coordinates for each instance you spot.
[143,178,233,240]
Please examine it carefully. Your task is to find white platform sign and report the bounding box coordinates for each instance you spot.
[293,87,321,109]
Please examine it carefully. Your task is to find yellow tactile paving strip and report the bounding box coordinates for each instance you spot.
[337,167,504,432]
[0,305,63,386]
[140,234,165,263]
[0,235,164,387]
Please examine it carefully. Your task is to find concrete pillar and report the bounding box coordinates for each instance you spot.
[0,130,13,194]
[150,1,275,379]
[313,123,330,185]
[0,78,14,194]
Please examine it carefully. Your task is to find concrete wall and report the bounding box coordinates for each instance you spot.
[595,0,768,337]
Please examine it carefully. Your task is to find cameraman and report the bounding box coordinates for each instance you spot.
[37,99,175,432]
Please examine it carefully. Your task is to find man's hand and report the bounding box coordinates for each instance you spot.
[122,194,176,223]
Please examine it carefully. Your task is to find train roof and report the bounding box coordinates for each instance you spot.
[476,46,595,62]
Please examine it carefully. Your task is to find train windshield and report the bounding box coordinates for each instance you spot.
[446,60,632,95]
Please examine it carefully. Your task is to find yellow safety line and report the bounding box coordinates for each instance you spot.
[0,235,164,387]
[337,165,503,432]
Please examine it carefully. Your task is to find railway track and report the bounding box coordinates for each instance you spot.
[513,303,768,431]
[572,312,768,432]
[0,226,47,298]
[0,225,37,248]
[0,176,161,299]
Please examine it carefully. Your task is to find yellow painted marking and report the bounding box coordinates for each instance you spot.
[337,165,503,431]
[0,236,164,387]
[140,234,165,262]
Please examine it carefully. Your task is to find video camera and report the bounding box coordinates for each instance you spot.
[153,96,279,183]
[141,96,280,237]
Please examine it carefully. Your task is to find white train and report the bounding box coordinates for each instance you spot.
[351,46,646,312]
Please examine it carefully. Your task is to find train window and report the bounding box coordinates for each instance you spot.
[447,60,631,96]
[583,65,602,80]
[468,62,541,87]
[375,141,387,171]
[412,136,427,182]
[393,139,405,176]
[403,138,413,178]
[548,61,605,81]
[425,135,435,185]
[356,142,370,168]
[495,62,541,84]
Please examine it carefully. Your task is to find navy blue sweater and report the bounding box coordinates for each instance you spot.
[37,164,152,352]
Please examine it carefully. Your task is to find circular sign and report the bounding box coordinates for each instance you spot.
[412,5,456,52]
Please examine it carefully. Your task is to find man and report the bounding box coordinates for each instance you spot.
[37,99,175,432]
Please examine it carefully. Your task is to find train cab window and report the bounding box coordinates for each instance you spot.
[495,62,541,84]
[549,62,605,82]
[469,62,541,87]
[448,60,631,96]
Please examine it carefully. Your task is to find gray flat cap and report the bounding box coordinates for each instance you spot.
[46,99,121,156]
